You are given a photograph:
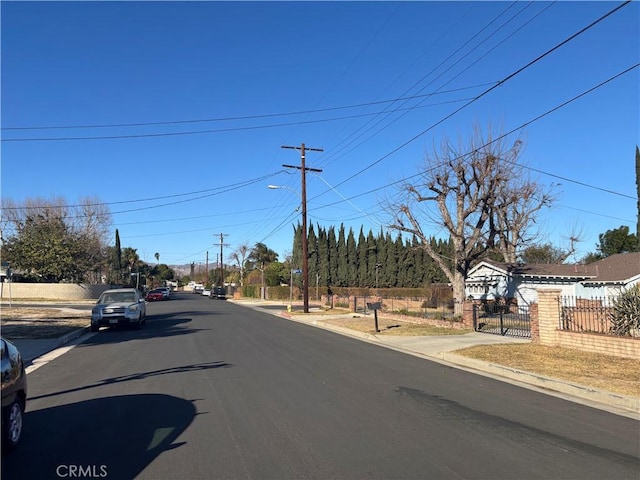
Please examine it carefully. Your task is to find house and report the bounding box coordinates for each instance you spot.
[465,252,640,307]
[576,252,640,299]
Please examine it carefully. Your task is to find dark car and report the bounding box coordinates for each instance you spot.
[1,337,27,452]
[210,286,227,300]
[145,289,165,302]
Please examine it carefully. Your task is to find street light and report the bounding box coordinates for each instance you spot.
[268,184,311,313]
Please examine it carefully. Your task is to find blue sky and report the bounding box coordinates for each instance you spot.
[2,1,638,268]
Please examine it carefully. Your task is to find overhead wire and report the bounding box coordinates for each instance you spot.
[309,0,633,202]
[313,1,535,170]
[306,64,639,218]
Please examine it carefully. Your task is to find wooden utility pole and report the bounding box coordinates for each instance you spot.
[213,233,229,286]
[281,143,323,313]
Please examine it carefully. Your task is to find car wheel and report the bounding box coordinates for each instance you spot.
[2,398,24,451]
[134,315,142,330]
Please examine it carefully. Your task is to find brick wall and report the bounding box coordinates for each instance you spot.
[0,282,114,301]
[534,288,639,360]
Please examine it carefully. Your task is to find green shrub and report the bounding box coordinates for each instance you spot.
[268,286,292,300]
[610,285,640,336]
[241,285,260,298]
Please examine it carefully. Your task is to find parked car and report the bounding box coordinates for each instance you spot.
[157,287,171,299]
[192,284,204,294]
[145,289,165,302]
[1,337,27,452]
[210,286,227,300]
[91,288,147,332]
[201,288,211,296]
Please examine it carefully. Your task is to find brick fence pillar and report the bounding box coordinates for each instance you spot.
[536,289,561,347]
[462,301,477,329]
[529,302,539,343]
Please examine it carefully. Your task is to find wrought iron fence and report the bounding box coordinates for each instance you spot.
[349,295,455,320]
[473,302,531,338]
[559,296,615,335]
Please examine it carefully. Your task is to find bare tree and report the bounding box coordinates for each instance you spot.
[488,169,554,263]
[388,126,554,315]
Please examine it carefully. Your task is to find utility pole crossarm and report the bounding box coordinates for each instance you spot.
[282,164,323,173]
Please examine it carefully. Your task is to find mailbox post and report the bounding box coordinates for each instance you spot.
[366,301,382,333]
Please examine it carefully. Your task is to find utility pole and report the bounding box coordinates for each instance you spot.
[205,251,209,284]
[213,233,229,286]
[281,143,323,313]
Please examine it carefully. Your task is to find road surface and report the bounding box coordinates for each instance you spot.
[3,293,638,479]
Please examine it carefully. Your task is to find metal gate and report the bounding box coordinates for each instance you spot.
[473,303,531,339]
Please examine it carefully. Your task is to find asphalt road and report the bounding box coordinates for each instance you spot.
[3,293,639,479]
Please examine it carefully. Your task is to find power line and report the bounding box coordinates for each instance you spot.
[309,63,639,214]
[310,1,634,199]
[2,171,283,211]
[1,84,492,133]
[314,1,549,170]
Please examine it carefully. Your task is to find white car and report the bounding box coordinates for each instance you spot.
[202,288,211,296]
[158,287,171,299]
[91,288,147,332]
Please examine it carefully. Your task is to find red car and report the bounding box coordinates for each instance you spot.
[145,289,165,301]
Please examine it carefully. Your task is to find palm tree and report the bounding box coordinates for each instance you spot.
[155,252,160,264]
[248,242,278,267]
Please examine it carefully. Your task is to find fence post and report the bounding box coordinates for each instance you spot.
[472,304,477,330]
[536,289,562,347]
[500,310,505,336]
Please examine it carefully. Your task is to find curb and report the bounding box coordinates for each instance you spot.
[438,352,640,415]
[23,325,91,364]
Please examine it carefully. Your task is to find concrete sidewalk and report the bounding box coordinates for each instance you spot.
[10,325,90,366]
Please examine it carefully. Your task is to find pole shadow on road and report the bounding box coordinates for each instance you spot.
[28,361,233,402]
[1,394,197,480]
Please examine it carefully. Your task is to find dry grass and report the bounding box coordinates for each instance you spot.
[321,316,473,336]
[455,344,640,397]
[1,307,90,339]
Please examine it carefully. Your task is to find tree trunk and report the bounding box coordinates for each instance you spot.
[453,270,465,317]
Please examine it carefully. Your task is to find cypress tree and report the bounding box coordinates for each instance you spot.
[307,224,318,287]
[317,225,329,287]
[636,145,639,238]
[366,230,377,287]
[346,228,358,286]
[357,227,368,287]
[328,226,338,287]
[336,224,348,286]
[115,229,122,282]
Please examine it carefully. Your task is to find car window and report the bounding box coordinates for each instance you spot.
[99,292,136,303]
